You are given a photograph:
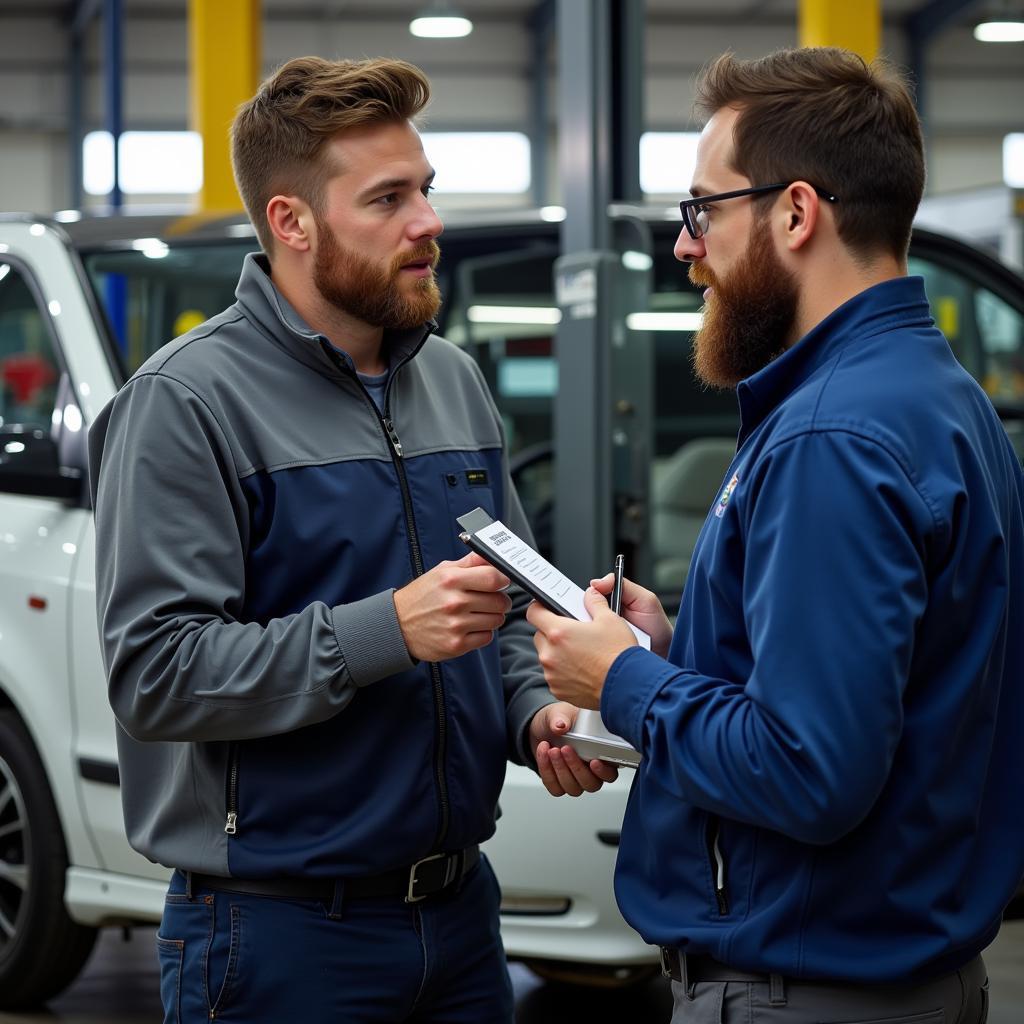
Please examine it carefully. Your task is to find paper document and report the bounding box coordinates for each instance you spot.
[456,508,650,649]
[456,507,645,767]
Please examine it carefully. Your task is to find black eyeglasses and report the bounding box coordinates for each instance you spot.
[679,182,839,240]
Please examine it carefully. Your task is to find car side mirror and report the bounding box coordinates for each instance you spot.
[0,427,83,500]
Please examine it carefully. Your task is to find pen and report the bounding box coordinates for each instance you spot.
[611,553,625,615]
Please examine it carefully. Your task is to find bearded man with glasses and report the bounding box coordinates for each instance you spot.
[528,46,1024,1024]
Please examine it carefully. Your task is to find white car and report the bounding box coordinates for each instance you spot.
[1,209,1022,1007]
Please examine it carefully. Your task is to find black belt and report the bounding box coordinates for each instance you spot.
[661,948,777,984]
[188,845,479,905]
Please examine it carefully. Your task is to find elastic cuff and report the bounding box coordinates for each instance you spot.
[601,646,674,750]
[331,589,415,686]
[507,686,558,767]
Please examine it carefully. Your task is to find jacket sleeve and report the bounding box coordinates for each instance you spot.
[601,429,934,844]
[89,372,414,744]
[464,360,555,765]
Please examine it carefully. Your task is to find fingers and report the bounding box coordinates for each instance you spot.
[590,572,615,594]
[537,742,613,797]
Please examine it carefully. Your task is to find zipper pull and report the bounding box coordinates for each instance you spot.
[224,812,238,835]
[384,418,404,458]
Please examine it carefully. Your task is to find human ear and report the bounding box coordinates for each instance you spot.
[265,195,314,253]
[780,182,820,253]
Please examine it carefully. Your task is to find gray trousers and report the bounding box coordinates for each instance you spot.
[669,954,988,1024]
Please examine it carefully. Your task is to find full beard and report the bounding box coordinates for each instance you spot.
[313,222,442,331]
[688,227,799,389]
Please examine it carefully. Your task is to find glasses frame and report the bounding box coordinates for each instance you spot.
[679,182,839,240]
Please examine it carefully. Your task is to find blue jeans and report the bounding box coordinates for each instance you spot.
[156,857,513,1023]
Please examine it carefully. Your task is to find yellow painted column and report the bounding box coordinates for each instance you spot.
[189,0,261,213]
[799,0,880,61]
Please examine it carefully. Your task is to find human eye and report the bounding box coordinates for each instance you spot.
[373,193,399,207]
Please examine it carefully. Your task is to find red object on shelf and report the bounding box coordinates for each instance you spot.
[2,353,57,405]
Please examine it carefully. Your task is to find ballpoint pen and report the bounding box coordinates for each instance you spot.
[611,553,625,615]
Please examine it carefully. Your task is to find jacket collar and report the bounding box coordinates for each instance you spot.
[736,276,934,445]
[234,252,435,381]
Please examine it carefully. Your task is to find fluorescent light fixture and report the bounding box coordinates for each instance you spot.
[626,311,704,332]
[1004,133,1024,187]
[622,250,653,271]
[974,20,1024,41]
[640,132,701,194]
[131,237,170,259]
[421,132,530,193]
[468,305,562,325]
[410,3,472,37]
[54,209,82,223]
[84,131,203,195]
[540,205,566,222]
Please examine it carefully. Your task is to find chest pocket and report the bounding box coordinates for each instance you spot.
[443,466,499,560]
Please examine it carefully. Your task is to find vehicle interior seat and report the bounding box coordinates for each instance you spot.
[651,437,737,592]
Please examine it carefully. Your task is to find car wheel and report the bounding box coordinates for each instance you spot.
[0,710,97,1008]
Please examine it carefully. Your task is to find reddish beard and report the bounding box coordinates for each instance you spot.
[313,222,442,330]
[687,225,799,389]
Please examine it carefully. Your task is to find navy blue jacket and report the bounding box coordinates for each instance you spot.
[603,277,1024,981]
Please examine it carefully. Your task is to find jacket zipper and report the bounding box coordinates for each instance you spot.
[322,336,451,852]
[224,742,239,835]
[705,815,729,915]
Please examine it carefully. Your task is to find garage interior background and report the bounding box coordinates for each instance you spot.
[0,0,1022,263]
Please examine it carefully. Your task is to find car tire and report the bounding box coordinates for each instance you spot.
[0,709,97,1008]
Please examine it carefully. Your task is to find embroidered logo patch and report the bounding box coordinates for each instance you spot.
[715,471,740,518]
[465,469,489,487]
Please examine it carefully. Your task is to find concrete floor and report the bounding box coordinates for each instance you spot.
[4,920,1022,1023]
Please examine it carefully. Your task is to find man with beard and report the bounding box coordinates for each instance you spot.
[528,47,1023,1024]
[88,56,615,1024]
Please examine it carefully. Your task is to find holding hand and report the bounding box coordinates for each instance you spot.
[527,587,640,709]
[393,552,511,662]
[528,702,618,797]
[590,572,673,658]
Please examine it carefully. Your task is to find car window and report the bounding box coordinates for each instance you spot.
[82,242,251,376]
[0,260,61,432]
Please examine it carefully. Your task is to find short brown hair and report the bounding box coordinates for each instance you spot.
[231,56,431,254]
[694,48,925,262]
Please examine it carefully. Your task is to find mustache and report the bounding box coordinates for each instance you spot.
[392,241,441,274]
[688,262,716,290]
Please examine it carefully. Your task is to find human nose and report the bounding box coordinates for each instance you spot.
[408,193,443,242]
[674,224,705,263]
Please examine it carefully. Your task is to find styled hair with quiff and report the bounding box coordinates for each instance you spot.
[694,47,925,262]
[231,56,431,255]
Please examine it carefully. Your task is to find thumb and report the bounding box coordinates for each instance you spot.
[547,703,572,734]
[583,585,613,617]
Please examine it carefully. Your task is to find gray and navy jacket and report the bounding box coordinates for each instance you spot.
[88,253,554,879]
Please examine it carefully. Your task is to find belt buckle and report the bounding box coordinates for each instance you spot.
[405,852,452,904]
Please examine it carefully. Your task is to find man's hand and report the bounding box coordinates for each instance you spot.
[393,552,511,662]
[590,572,673,658]
[526,588,639,709]
[528,702,619,797]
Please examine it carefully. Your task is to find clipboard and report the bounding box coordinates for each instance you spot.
[456,507,576,617]
[456,506,643,768]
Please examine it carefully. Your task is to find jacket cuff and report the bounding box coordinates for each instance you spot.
[601,646,675,751]
[507,685,558,767]
[331,589,415,687]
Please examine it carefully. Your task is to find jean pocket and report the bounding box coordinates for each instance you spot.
[155,937,184,1024]
[209,904,244,1017]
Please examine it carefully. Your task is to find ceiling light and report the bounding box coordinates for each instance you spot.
[974,19,1024,40]
[410,3,473,38]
